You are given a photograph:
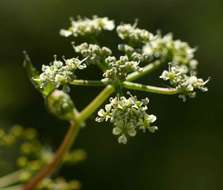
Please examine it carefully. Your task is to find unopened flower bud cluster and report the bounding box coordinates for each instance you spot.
[117,23,153,45]
[96,95,157,144]
[103,56,141,81]
[73,43,112,65]
[118,44,150,63]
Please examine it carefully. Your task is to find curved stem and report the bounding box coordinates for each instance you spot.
[123,81,178,95]
[22,121,80,190]
[70,79,107,87]
[21,85,114,190]
[21,86,115,190]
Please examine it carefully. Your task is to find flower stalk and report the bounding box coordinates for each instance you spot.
[123,81,178,95]
[22,121,80,190]
[70,79,107,87]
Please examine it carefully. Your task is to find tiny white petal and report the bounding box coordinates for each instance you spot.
[60,29,72,37]
[118,135,128,144]
[112,127,122,135]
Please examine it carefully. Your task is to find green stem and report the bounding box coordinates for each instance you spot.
[1,185,22,190]
[127,60,162,81]
[70,79,107,87]
[76,85,114,123]
[123,81,178,95]
[0,170,22,188]
[22,121,80,190]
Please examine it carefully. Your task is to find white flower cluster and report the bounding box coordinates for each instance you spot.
[95,95,157,144]
[60,16,115,37]
[143,33,198,70]
[103,56,141,81]
[117,23,153,45]
[160,65,208,101]
[73,43,112,65]
[38,56,86,88]
[141,33,208,100]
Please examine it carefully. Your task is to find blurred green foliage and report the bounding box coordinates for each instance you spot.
[0,0,222,190]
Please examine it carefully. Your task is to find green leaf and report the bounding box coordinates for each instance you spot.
[23,51,39,85]
[23,51,55,97]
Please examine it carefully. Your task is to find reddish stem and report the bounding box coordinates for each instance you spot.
[22,122,79,190]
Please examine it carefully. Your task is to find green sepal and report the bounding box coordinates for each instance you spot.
[23,51,40,89]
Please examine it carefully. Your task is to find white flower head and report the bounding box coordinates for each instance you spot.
[143,33,198,72]
[96,95,157,144]
[160,64,209,100]
[60,16,115,38]
[37,56,86,89]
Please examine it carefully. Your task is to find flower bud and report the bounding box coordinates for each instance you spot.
[47,90,75,120]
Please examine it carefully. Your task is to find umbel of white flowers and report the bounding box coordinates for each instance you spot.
[60,16,115,37]
[37,55,87,88]
[96,94,157,144]
[31,16,208,144]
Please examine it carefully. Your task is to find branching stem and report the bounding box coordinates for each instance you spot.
[127,60,163,81]
[76,85,114,123]
[21,58,167,190]
[70,79,107,87]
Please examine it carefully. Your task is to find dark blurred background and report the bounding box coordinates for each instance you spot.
[0,0,222,190]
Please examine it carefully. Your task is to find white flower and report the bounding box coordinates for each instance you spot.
[148,114,157,123]
[59,29,72,37]
[118,135,128,144]
[112,127,122,135]
[148,126,158,133]
[99,17,115,30]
